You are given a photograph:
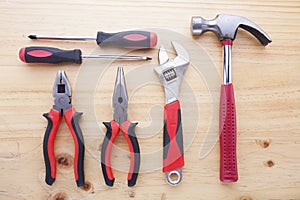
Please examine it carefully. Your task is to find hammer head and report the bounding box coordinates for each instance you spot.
[191,14,272,46]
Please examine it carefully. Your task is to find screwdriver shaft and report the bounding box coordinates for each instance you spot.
[82,55,152,61]
[28,34,95,41]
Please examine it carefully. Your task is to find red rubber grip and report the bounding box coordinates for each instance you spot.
[101,121,120,186]
[163,100,184,172]
[220,84,238,182]
[64,108,85,187]
[43,109,62,185]
[120,121,140,187]
[122,32,157,48]
[101,120,140,187]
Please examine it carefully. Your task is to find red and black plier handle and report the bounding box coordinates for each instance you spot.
[101,120,140,187]
[43,108,85,187]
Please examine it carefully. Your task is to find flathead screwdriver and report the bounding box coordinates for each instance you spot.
[28,30,157,49]
[19,46,152,64]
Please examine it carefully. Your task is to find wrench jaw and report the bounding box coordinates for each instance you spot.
[154,62,180,104]
[158,45,169,65]
[172,41,190,67]
[154,42,190,104]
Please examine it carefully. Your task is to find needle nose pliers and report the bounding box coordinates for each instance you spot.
[43,70,85,187]
[101,67,140,187]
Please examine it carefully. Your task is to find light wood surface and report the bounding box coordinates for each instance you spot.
[0,0,299,199]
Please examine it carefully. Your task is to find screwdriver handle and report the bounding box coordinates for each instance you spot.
[96,31,157,49]
[219,83,238,182]
[19,46,82,64]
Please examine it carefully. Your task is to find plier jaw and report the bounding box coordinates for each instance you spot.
[52,70,72,116]
[154,41,190,104]
[112,67,128,125]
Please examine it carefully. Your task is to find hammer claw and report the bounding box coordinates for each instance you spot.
[239,24,272,46]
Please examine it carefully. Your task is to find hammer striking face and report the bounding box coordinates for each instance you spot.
[190,14,271,183]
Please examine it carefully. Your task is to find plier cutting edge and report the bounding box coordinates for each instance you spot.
[101,67,140,187]
[43,70,85,187]
[154,41,189,185]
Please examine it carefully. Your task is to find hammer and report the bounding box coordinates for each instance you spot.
[191,14,272,182]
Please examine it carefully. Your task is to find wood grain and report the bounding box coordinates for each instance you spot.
[0,0,299,199]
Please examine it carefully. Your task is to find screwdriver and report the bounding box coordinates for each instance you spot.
[28,30,158,49]
[19,46,152,64]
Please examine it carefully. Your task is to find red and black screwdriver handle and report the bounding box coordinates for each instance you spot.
[19,46,82,64]
[101,120,140,187]
[43,108,85,187]
[163,100,184,173]
[96,30,157,49]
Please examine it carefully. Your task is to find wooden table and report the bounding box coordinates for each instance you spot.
[0,0,299,199]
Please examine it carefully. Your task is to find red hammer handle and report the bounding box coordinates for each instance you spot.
[219,83,238,182]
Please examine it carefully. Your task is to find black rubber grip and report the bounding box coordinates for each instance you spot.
[96,30,157,49]
[20,46,82,64]
[101,121,140,187]
[43,113,56,185]
[124,122,140,187]
[101,121,116,186]
[71,112,85,187]
[163,100,184,172]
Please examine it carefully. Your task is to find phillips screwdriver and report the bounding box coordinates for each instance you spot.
[28,30,157,49]
[19,46,152,64]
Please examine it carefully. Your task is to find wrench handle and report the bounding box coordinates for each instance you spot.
[163,100,184,173]
[220,83,238,182]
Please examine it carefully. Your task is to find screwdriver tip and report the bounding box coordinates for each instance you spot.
[146,57,152,60]
[28,35,37,39]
